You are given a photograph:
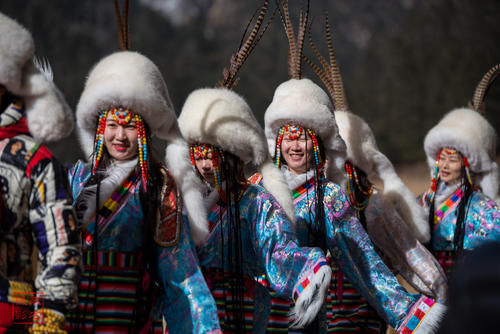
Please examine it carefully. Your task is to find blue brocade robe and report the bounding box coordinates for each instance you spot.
[421,188,500,274]
[250,174,438,333]
[197,183,329,333]
[68,161,221,334]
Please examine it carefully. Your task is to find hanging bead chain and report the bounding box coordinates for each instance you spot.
[92,109,108,175]
[274,126,286,168]
[135,114,148,191]
[345,160,373,209]
[306,128,323,167]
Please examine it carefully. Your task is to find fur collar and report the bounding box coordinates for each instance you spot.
[75,158,137,224]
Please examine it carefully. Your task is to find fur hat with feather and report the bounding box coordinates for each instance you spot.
[0,12,73,142]
[424,64,500,203]
[304,14,429,243]
[75,2,209,246]
[264,2,347,185]
[177,0,296,225]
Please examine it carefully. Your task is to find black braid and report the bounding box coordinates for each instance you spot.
[219,152,246,333]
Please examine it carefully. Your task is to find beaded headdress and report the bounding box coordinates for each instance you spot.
[426,147,474,204]
[189,143,224,192]
[274,124,323,172]
[92,107,149,190]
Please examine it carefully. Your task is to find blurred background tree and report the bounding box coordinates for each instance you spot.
[1,0,499,169]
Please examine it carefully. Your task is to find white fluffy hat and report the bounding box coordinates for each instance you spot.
[76,51,209,245]
[335,110,430,242]
[264,78,347,183]
[178,87,296,224]
[424,108,499,202]
[424,64,500,203]
[0,12,73,142]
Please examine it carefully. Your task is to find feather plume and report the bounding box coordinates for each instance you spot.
[305,12,348,112]
[216,0,274,89]
[114,0,130,51]
[470,63,500,115]
[276,0,310,79]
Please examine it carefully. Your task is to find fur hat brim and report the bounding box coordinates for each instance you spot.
[178,88,296,224]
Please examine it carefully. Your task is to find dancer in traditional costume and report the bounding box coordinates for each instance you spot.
[66,3,220,333]
[177,2,331,332]
[420,64,500,275]
[250,2,446,333]
[0,12,80,333]
[302,15,448,333]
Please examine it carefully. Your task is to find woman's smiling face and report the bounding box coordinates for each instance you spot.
[281,126,313,175]
[103,109,138,161]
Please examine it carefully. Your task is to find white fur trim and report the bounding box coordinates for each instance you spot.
[0,13,73,142]
[76,51,175,158]
[260,158,296,223]
[264,78,347,181]
[164,131,209,247]
[424,107,499,200]
[290,265,331,328]
[335,111,430,242]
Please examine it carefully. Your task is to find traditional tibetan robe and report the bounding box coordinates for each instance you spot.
[197,183,329,333]
[67,161,221,334]
[250,172,439,334]
[421,184,500,275]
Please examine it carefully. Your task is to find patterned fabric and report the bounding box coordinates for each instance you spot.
[364,192,447,302]
[421,188,500,267]
[68,161,221,333]
[67,251,143,333]
[0,99,80,320]
[250,174,432,331]
[197,184,328,333]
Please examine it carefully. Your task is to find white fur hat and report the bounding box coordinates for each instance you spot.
[335,110,430,243]
[424,107,499,202]
[0,12,73,142]
[76,51,209,245]
[264,78,347,183]
[178,87,296,224]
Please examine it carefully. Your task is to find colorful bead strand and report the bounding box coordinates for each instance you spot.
[135,114,148,191]
[92,109,108,175]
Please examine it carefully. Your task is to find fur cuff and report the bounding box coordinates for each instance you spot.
[397,296,446,334]
[290,261,331,328]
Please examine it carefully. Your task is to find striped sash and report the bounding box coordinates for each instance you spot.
[84,171,140,246]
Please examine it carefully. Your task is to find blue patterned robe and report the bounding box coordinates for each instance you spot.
[68,161,221,334]
[197,183,329,333]
[421,187,500,274]
[250,173,439,333]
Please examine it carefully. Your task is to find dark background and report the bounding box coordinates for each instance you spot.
[1,0,499,165]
